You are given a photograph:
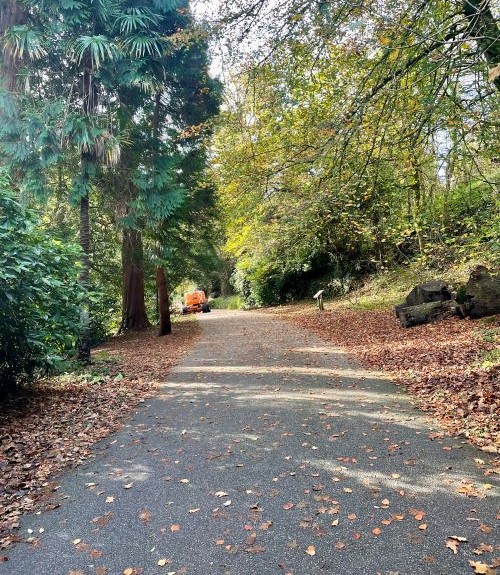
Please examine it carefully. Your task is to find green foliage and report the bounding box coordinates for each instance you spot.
[212,31,499,306]
[209,295,244,310]
[0,175,83,392]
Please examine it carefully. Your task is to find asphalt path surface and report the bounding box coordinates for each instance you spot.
[1,310,498,575]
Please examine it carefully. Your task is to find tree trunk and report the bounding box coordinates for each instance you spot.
[77,191,91,361]
[397,300,459,328]
[0,0,25,92]
[120,228,150,332]
[156,265,172,336]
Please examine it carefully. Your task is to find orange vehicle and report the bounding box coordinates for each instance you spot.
[182,290,211,314]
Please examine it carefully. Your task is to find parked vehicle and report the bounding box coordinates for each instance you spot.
[182,290,211,314]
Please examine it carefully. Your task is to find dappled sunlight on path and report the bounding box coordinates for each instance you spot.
[1,310,498,575]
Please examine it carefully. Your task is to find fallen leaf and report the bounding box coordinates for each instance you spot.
[372,528,382,536]
[138,510,151,523]
[469,560,493,574]
[305,545,316,556]
[170,524,181,532]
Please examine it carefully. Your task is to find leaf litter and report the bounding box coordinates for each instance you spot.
[0,321,200,549]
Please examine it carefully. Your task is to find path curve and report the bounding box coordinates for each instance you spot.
[2,310,498,575]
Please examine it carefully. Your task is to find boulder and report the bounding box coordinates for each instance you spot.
[396,300,459,328]
[461,265,500,319]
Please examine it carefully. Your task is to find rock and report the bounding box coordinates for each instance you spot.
[462,265,500,319]
[397,300,459,328]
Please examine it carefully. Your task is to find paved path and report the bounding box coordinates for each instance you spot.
[2,310,498,575]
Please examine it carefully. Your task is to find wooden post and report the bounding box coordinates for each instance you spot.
[313,289,325,311]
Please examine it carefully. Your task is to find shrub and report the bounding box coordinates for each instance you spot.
[0,178,83,393]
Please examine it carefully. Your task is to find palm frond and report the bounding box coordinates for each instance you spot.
[121,34,162,59]
[72,35,119,69]
[2,26,47,60]
[116,8,159,35]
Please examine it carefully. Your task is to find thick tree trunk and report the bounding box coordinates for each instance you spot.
[397,300,459,328]
[0,0,25,91]
[156,265,172,336]
[77,191,91,361]
[120,228,150,332]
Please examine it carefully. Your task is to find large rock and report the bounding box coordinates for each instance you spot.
[396,300,459,328]
[462,265,500,319]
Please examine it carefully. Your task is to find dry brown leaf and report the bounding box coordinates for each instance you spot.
[305,545,316,556]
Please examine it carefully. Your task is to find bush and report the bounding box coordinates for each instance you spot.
[0,179,83,393]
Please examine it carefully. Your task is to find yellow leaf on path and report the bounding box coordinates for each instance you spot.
[419,523,428,530]
[306,545,316,556]
[446,539,460,554]
[170,524,181,532]
[158,558,169,566]
[331,519,339,527]
[469,561,493,574]
[72,539,81,545]
[372,528,382,536]
[381,498,390,506]
[391,473,401,479]
[105,496,114,503]
[123,569,134,575]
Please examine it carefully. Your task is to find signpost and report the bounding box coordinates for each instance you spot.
[313,289,325,311]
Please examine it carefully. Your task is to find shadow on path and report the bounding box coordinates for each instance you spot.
[1,310,498,575]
